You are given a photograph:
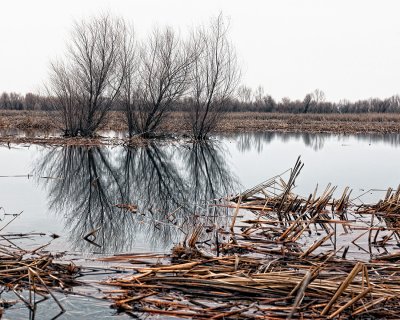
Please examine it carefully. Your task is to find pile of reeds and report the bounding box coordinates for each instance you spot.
[102,255,400,318]
[0,135,124,147]
[101,157,400,319]
[0,231,81,315]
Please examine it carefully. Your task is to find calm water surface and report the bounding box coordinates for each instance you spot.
[1,132,400,318]
[1,132,400,254]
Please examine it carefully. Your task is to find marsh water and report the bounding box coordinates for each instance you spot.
[2,131,400,318]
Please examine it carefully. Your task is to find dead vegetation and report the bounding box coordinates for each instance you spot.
[100,157,400,319]
[2,111,400,144]
[0,209,129,318]
[2,153,400,318]
[0,213,81,316]
[221,112,400,134]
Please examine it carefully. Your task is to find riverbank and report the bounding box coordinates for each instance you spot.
[1,111,400,145]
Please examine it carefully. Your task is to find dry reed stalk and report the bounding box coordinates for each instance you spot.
[98,159,400,318]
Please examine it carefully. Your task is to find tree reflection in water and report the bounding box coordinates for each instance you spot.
[235,132,400,153]
[36,147,132,253]
[182,142,238,206]
[119,144,187,248]
[179,142,240,245]
[235,132,329,153]
[36,141,238,253]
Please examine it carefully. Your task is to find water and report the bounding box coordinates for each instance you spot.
[2,132,400,253]
[1,132,400,318]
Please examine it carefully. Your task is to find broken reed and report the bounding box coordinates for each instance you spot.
[102,157,400,319]
[0,231,81,315]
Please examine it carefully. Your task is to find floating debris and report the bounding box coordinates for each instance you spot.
[0,235,81,316]
[0,209,84,317]
[115,203,138,213]
[101,157,400,319]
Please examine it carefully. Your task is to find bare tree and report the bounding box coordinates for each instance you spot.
[124,27,194,138]
[237,85,252,103]
[254,85,264,103]
[48,14,130,137]
[303,93,312,113]
[187,14,240,140]
[312,89,326,105]
[0,92,11,109]
[119,23,138,137]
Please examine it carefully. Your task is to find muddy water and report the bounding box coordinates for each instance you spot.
[1,132,400,318]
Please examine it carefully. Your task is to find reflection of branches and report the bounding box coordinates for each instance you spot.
[119,142,239,249]
[119,141,240,246]
[36,146,134,253]
[300,133,328,151]
[235,132,400,153]
[354,133,400,147]
[236,132,275,153]
[119,144,187,248]
[235,132,329,153]
[35,142,240,253]
[182,141,239,209]
[180,141,240,242]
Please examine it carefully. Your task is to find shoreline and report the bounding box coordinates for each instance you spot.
[1,111,400,145]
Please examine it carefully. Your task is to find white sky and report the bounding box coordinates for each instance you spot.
[1,0,400,102]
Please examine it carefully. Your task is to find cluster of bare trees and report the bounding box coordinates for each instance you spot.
[46,14,239,138]
[232,87,400,114]
[0,92,52,110]
[3,88,400,116]
[6,13,400,131]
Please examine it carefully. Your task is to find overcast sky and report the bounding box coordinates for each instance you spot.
[1,0,400,101]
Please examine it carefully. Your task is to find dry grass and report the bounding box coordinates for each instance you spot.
[0,221,81,316]
[1,110,400,138]
[219,112,400,134]
[100,158,400,318]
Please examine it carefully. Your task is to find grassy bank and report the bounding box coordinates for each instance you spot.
[1,110,400,136]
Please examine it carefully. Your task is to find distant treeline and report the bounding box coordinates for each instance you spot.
[2,90,400,114]
[0,92,52,111]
